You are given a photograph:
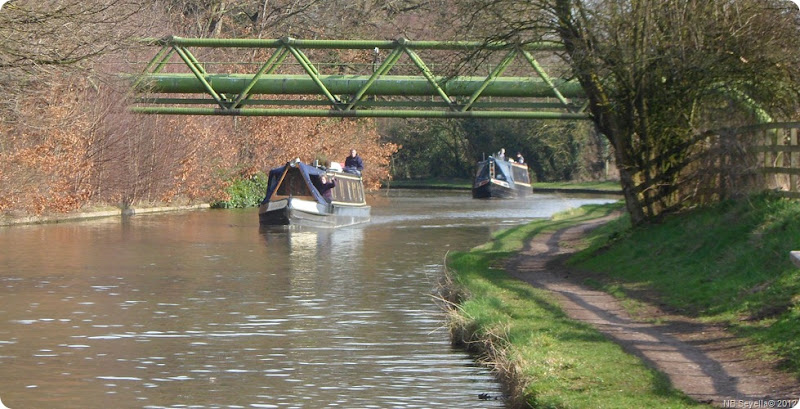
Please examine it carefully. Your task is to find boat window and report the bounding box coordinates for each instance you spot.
[348,181,355,201]
[511,165,530,184]
[330,177,365,204]
[356,183,364,202]
[332,178,348,202]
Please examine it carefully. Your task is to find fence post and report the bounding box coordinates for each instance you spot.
[791,128,798,194]
[764,129,771,168]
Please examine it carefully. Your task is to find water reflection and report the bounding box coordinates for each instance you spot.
[260,226,365,270]
[252,222,507,408]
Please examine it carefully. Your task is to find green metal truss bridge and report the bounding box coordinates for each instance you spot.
[130,36,590,120]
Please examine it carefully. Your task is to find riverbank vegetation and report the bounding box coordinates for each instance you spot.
[444,193,800,407]
[210,171,268,209]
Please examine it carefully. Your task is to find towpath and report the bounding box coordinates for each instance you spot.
[505,216,800,407]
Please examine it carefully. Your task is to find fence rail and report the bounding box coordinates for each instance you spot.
[743,122,800,199]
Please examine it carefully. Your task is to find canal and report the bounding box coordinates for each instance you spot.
[0,190,618,408]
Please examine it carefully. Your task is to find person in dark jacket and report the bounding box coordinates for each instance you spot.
[318,174,336,202]
[344,149,364,174]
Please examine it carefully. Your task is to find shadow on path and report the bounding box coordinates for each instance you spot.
[506,217,799,407]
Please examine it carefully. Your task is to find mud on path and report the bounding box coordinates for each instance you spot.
[505,216,800,407]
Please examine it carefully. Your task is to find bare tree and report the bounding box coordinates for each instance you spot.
[156,0,456,39]
[0,0,145,69]
[0,0,149,123]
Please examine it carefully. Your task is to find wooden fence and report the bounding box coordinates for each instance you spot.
[743,122,800,199]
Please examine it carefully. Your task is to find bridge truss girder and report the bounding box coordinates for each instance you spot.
[131,36,589,119]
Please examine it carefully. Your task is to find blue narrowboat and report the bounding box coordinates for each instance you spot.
[472,156,532,199]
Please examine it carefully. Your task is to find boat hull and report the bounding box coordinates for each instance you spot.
[259,197,370,228]
[472,179,521,199]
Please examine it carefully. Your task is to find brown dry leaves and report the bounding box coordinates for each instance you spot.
[0,75,398,216]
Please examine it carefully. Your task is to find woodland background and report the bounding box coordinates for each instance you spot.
[3,1,798,223]
[0,0,608,216]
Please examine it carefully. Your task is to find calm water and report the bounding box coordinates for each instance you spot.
[0,190,617,408]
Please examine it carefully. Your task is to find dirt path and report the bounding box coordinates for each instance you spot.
[505,216,800,407]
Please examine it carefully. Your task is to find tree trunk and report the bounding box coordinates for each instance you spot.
[555,0,647,224]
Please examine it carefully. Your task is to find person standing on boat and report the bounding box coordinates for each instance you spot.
[496,148,506,161]
[344,149,364,175]
[318,174,336,203]
[516,152,525,164]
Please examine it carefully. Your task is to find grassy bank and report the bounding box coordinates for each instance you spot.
[383,178,472,190]
[383,178,621,193]
[445,193,800,407]
[445,203,707,408]
[533,180,622,194]
[572,193,800,377]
